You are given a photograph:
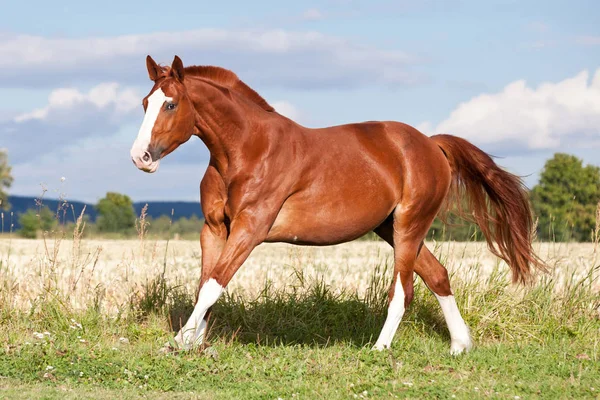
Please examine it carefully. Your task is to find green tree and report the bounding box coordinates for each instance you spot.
[0,150,13,210]
[18,207,56,238]
[96,192,136,233]
[531,153,600,242]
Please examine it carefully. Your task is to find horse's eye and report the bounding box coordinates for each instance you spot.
[165,103,176,111]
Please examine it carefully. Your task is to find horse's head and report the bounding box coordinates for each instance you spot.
[130,55,197,173]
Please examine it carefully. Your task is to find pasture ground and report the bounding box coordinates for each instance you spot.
[0,239,599,399]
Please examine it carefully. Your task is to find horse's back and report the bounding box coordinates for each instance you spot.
[311,119,450,192]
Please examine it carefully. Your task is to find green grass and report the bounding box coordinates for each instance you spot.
[1,262,599,399]
[1,337,598,399]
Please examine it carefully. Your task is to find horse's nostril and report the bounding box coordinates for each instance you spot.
[142,152,151,163]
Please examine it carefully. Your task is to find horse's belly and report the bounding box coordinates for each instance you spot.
[266,189,396,245]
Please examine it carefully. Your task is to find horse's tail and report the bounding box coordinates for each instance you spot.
[431,134,547,284]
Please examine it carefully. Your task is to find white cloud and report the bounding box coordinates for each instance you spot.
[15,83,139,122]
[0,29,421,89]
[419,69,600,150]
[2,83,141,164]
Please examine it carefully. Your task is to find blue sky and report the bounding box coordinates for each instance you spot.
[1,0,599,203]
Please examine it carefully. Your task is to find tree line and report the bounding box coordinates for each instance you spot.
[1,150,599,242]
[12,192,203,239]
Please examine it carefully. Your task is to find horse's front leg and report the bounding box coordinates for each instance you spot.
[174,208,273,350]
[175,222,227,348]
[173,165,228,348]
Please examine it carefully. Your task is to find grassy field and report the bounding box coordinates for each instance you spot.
[1,235,599,399]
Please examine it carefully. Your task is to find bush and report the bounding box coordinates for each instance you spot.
[18,207,56,238]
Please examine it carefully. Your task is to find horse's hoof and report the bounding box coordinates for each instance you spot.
[450,338,473,355]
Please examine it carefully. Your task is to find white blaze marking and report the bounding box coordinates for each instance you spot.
[175,278,223,349]
[435,294,472,355]
[373,274,405,350]
[130,88,172,159]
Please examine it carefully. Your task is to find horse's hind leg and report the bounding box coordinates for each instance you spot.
[374,221,472,354]
[372,206,434,350]
[415,246,472,355]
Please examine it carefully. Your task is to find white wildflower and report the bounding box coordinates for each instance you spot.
[69,319,82,330]
[45,365,54,371]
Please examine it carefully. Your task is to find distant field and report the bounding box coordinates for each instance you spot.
[1,238,599,398]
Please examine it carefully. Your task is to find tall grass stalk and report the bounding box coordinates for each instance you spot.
[593,201,600,253]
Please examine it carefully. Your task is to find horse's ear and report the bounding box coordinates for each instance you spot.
[171,55,185,82]
[146,55,161,81]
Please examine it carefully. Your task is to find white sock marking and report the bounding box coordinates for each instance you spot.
[373,274,405,350]
[175,278,223,349]
[435,294,472,355]
[130,88,172,159]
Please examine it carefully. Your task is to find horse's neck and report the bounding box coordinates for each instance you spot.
[191,87,265,175]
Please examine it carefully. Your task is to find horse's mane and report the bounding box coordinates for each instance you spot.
[161,65,274,112]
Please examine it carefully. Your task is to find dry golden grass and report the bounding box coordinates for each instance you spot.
[1,237,598,314]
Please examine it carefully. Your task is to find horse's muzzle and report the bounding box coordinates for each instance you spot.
[131,150,160,173]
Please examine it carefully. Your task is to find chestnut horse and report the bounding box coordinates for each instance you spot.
[131,55,546,354]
